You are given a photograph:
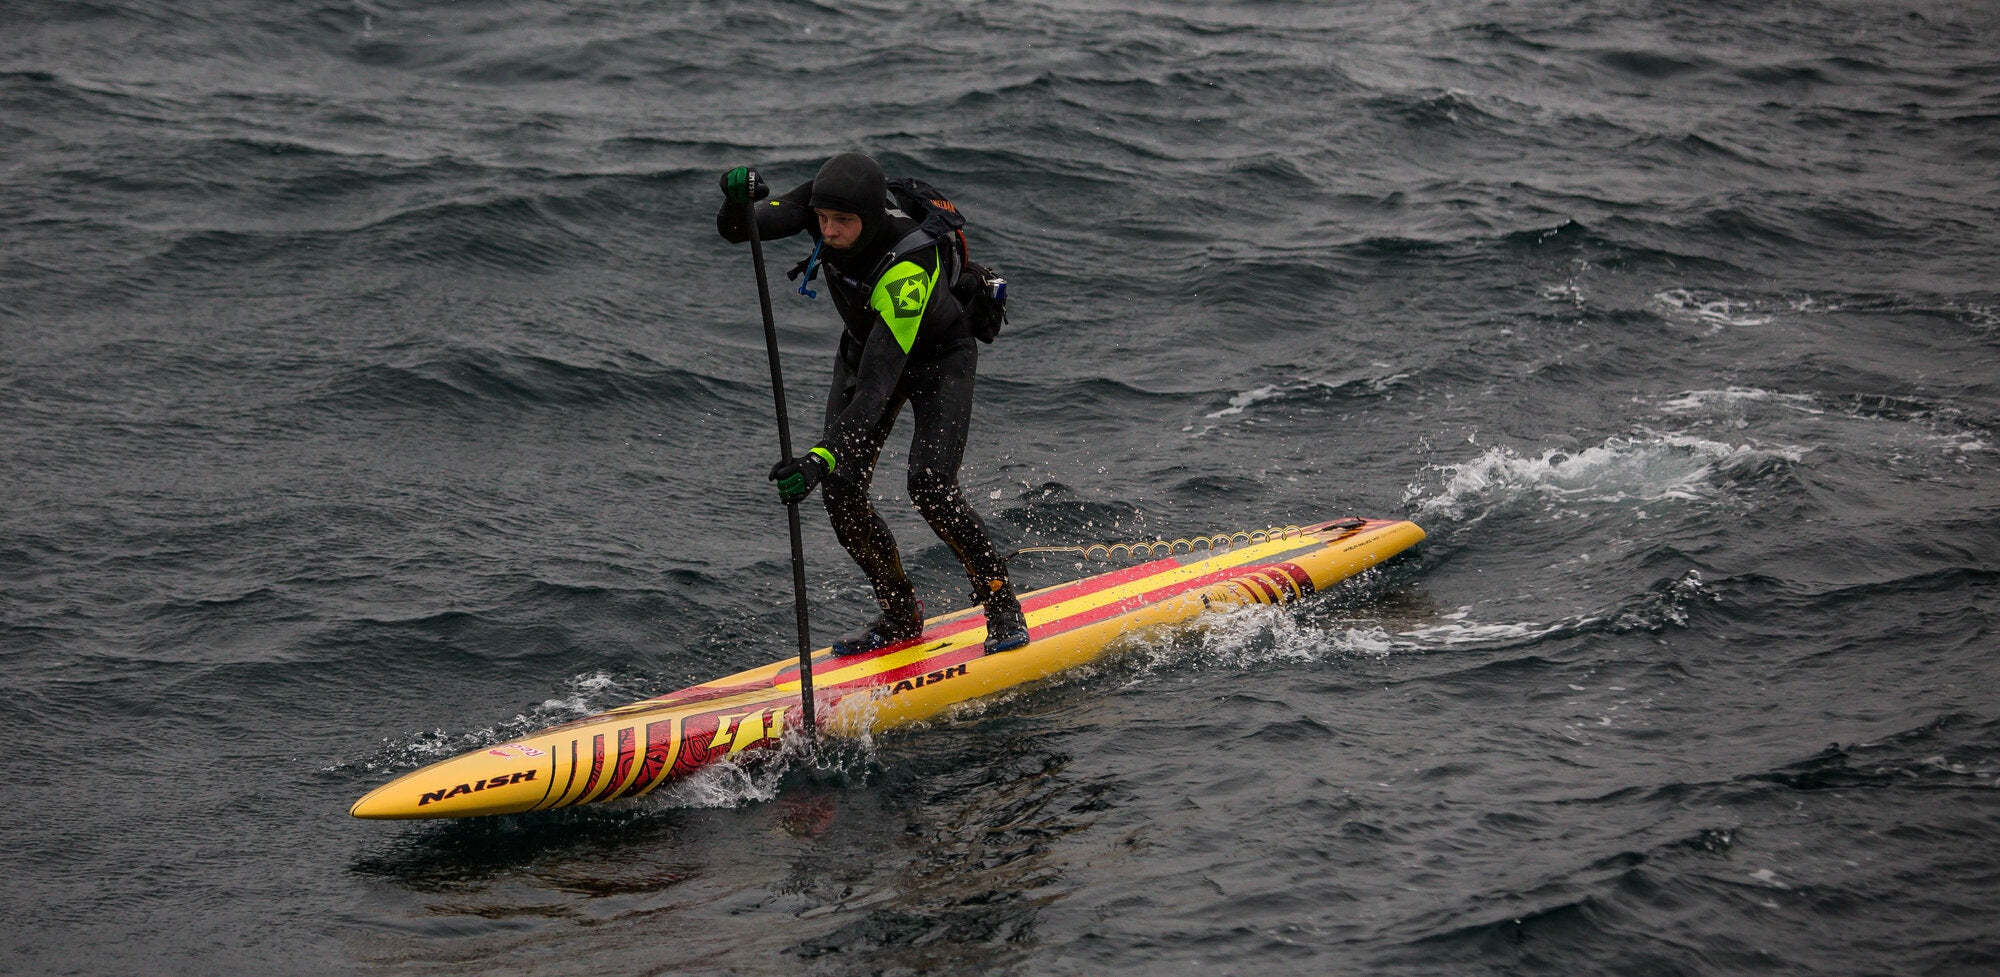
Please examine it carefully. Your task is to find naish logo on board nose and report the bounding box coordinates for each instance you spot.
[418,769,537,806]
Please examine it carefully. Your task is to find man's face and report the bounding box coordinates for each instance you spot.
[816,208,864,249]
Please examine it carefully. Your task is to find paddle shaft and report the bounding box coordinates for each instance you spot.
[742,195,818,744]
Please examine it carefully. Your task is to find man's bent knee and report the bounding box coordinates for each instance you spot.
[907,470,961,516]
[822,470,871,512]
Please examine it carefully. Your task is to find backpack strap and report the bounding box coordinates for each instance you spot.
[873,228,961,291]
[886,178,970,281]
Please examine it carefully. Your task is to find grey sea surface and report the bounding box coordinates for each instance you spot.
[3,1,1997,974]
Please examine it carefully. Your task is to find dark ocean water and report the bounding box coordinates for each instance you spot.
[5,0,1998,974]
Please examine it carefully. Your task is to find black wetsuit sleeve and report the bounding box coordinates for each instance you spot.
[820,315,911,465]
[716,179,815,243]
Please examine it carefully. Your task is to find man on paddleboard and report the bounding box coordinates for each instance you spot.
[716,153,1030,656]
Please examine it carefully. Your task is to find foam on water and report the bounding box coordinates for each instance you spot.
[1157,567,1716,671]
[1655,387,1823,417]
[1392,613,1573,648]
[647,753,791,810]
[1653,288,1773,329]
[1202,372,1410,420]
[1173,603,1393,667]
[1404,432,1805,523]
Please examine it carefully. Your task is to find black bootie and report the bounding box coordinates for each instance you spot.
[974,578,1030,654]
[831,594,924,657]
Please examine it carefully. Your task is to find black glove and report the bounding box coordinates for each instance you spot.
[768,448,835,504]
[719,166,768,205]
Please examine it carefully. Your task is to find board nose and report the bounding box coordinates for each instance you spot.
[348,783,405,820]
[349,752,557,819]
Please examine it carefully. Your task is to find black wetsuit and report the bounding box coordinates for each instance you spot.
[717,178,1009,617]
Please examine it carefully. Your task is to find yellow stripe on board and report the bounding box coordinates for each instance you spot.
[349,518,1423,819]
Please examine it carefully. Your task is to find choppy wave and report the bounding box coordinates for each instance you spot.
[7,0,2000,974]
[308,343,742,416]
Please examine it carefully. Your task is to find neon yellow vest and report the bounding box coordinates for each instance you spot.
[867,247,938,355]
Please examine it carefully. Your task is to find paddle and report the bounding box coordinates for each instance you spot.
[729,167,819,746]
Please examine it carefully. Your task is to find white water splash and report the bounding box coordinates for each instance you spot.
[1404,433,1803,523]
[1657,387,1823,416]
[1183,604,1376,666]
[1655,288,1772,329]
[1161,569,1718,671]
[1204,373,1408,420]
[1208,383,1286,418]
[1395,615,1571,646]
[643,701,886,811]
[1118,600,1576,673]
[648,754,790,809]
[532,670,623,720]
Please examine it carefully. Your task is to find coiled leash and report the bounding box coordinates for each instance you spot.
[1005,521,1366,563]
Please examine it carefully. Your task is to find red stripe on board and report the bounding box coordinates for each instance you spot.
[618,719,677,799]
[1273,561,1315,595]
[1021,555,1191,609]
[573,733,607,805]
[1027,560,1320,641]
[806,644,990,697]
[802,554,1336,691]
[774,529,1399,692]
[541,737,580,811]
[774,625,984,680]
[769,538,1343,682]
[1243,572,1281,603]
[649,681,770,708]
[529,746,558,810]
[602,726,644,801]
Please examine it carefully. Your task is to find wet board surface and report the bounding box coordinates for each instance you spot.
[350,517,1425,819]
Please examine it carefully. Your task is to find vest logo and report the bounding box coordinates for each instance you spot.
[418,769,537,806]
[880,268,929,315]
[891,663,966,695]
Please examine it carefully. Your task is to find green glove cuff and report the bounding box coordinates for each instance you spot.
[809,446,837,474]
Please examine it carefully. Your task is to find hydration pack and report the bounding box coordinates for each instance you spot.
[791,177,1010,344]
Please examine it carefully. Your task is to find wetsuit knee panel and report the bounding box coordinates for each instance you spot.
[820,468,870,508]
[906,468,961,511]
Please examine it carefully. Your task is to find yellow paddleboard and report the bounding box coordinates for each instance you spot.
[350,516,1424,819]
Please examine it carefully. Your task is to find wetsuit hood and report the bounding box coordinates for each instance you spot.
[810,152,888,251]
